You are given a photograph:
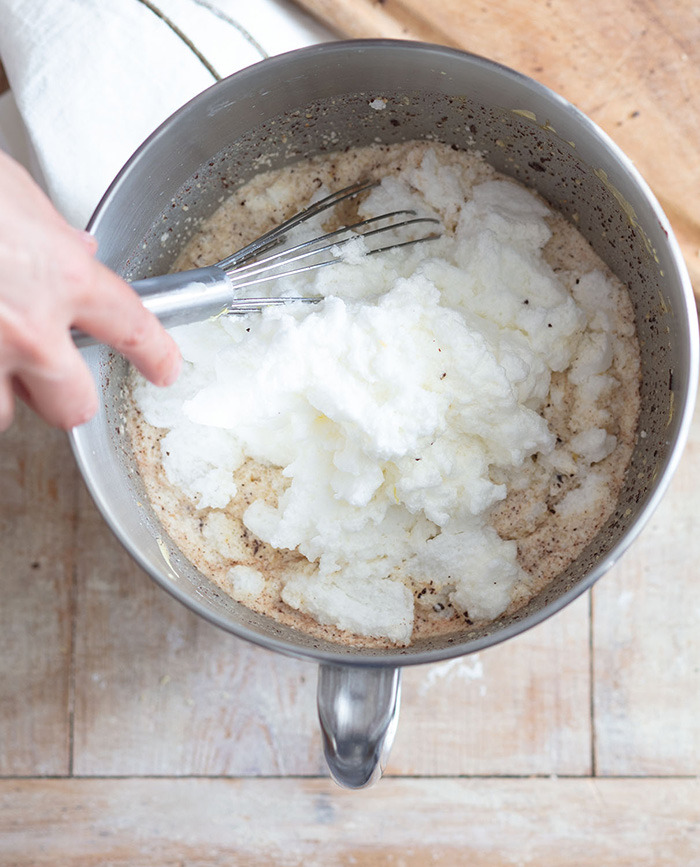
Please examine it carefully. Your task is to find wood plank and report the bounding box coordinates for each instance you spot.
[72,483,326,776]
[390,593,592,776]
[593,390,700,775]
[292,0,700,294]
[1,777,699,866]
[0,406,76,775]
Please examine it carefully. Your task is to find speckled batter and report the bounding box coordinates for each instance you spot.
[126,141,641,647]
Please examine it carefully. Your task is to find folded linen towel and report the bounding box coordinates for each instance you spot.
[0,0,331,227]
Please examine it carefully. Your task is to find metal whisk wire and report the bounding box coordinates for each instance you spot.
[222,210,442,293]
[216,180,381,270]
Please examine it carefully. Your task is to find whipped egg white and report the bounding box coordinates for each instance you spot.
[130,142,640,646]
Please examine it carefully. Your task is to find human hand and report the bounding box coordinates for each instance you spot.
[0,150,181,431]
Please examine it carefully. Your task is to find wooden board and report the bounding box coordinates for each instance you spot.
[0,404,76,775]
[72,482,325,777]
[390,595,591,776]
[592,391,700,775]
[2,4,700,855]
[1,778,700,867]
[292,0,700,294]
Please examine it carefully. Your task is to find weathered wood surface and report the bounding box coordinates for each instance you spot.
[0,404,75,776]
[292,0,700,294]
[593,390,700,776]
[72,483,324,777]
[1,2,700,861]
[1,114,699,864]
[390,595,591,777]
[1,778,700,867]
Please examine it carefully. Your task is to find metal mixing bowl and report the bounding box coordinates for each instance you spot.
[69,40,699,788]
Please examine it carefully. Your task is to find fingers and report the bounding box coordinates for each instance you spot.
[0,377,15,432]
[70,257,181,387]
[72,227,99,256]
[12,335,99,430]
[1,235,180,432]
[0,150,182,433]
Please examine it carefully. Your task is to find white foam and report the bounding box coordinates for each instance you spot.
[134,147,624,643]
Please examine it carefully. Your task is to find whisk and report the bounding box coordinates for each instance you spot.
[72,181,441,348]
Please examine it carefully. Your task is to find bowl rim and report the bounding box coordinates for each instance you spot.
[71,38,699,668]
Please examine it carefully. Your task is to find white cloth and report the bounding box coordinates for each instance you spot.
[0,0,333,227]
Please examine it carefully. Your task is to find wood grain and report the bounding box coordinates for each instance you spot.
[0,405,76,775]
[72,482,325,776]
[390,594,591,776]
[292,0,700,293]
[1,777,700,866]
[593,384,700,776]
[1,4,700,863]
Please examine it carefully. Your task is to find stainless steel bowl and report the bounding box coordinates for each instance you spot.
[69,40,699,788]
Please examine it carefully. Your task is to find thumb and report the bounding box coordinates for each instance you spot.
[72,228,99,256]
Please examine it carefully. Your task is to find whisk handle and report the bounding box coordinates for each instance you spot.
[71,266,231,348]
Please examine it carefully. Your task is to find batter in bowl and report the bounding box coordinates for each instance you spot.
[127,141,641,647]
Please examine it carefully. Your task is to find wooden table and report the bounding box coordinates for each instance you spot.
[1,389,699,864]
[2,2,700,862]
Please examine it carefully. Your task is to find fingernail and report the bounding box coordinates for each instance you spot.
[72,400,99,428]
[161,353,182,387]
[74,229,98,253]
